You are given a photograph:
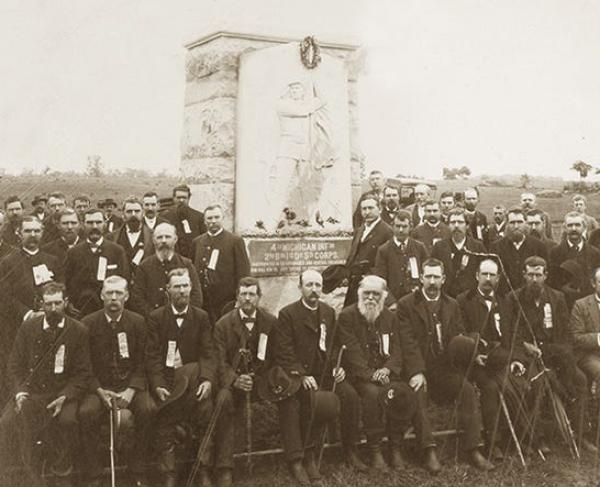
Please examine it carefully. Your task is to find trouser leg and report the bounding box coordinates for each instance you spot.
[213,388,235,470]
[128,390,158,475]
[385,381,417,447]
[334,381,360,447]
[411,388,436,450]
[353,382,385,445]
[77,393,104,479]
[277,392,305,463]
[471,366,503,446]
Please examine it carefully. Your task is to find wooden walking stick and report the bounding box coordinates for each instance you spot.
[109,398,117,487]
[316,345,346,469]
[499,391,526,468]
[239,348,254,475]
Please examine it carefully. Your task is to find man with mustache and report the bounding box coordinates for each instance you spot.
[162,184,207,259]
[506,256,594,453]
[396,258,494,472]
[109,196,155,276]
[344,195,393,307]
[489,207,548,295]
[79,276,156,487]
[548,212,600,310]
[463,188,488,245]
[41,192,68,245]
[338,275,417,471]
[73,195,91,221]
[130,222,203,318]
[30,194,48,222]
[521,192,553,240]
[100,198,125,234]
[193,204,250,324]
[457,259,511,460]
[406,183,431,227]
[411,200,451,253]
[352,169,385,228]
[212,277,276,487]
[0,282,92,487]
[439,191,456,225]
[142,191,167,231]
[65,208,130,317]
[374,210,429,309]
[572,194,598,233]
[432,208,486,297]
[526,209,556,254]
[3,195,25,246]
[380,185,401,226]
[146,268,216,487]
[42,208,82,265]
[487,205,507,245]
[274,269,363,484]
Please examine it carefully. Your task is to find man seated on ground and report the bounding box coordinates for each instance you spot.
[338,275,417,471]
[79,276,157,487]
[506,256,594,453]
[273,269,362,485]
[396,258,494,472]
[0,282,91,487]
[411,199,451,253]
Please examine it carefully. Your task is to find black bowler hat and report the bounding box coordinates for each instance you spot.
[257,366,302,402]
[156,362,200,412]
[31,195,47,206]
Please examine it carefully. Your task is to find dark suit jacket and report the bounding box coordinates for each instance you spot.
[162,205,207,259]
[405,203,425,227]
[8,315,91,399]
[346,219,393,275]
[81,309,147,392]
[352,190,382,229]
[145,305,216,391]
[40,214,61,245]
[465,209,488,246]
[380,206,399,226]
[64,240,130,316]
[193,230,250,320]
[273,299,337,379]
[105,214,125,235]
[337,304,404,382]
[129,253,203,318]
[569,294,600,360]
[374,237,429,303]
[431,237,486,298]
[213,307,277,388]
[487,222,506,245]
[411,222,451,253]
[108,224,155,271]
[42,237,81,266]
[548,241,600,309]
[2,221,20,247]
[489,236,548,295]
[396,290,464,377]
[457,288,510,347]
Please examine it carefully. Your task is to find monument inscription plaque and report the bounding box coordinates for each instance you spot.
[247,237,351,277]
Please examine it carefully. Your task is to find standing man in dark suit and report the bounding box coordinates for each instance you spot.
[162,184,207,259]
[487,205,507,245]
[100,198,125,234]
[3,195,24,246]
[431,208,486,298]
[145,268,217,487]
[338,275,417,470]
[345,195,393,307]
[274,269,362,484]
[212,277,277,487]
[31,194,48,222]
[0,282,91,487]
[42,208,81,265]
[65,208,130,317]
[396,258,494,472]
[193,204,250,324]
[463,187,488,245]
[411,200,451,253]
[549,212,600,309]
[374,209,429,308]
[526,209,556,255]
[73,195,91,221]
[109,196,155,276]
[521,192,553,240]
[405,183,431,227]
[352,169,385,229]
[142,191,166,231]
[489,207,548,295]
[42,192,67,245]
[79,276,157,487]
[380,185,401,226]
[439,191,456,225]
[129,222,203,318]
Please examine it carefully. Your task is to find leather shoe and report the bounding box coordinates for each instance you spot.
[389,446,405,470]
[303,451,321,481]
[216,468,233,487]
[345,447,368,472]
[489,445,504,462]
[197,468,213,487]
[290,461,311,486]
[369,445,387,470]
[424,447,442,474]
[469,449,495,471]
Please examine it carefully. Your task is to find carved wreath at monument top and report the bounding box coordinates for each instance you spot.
[300,36,321,69]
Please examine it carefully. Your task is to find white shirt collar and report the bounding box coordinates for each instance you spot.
[43,317,65,330]
[567,239,584,252]
[171,304,189,316]
[22,247,39,256]
[87,237,104,247]
[421,289,441,302]
[104,313,123,324]
[425,220,440,228]
[393,237,408,247]
[361,218,381,242]
[513,237,525,250]
[144,216,156,226]
[453,237,466,250]
[208,228,224,237]
[239,309,257,320]
[301,299,319,311]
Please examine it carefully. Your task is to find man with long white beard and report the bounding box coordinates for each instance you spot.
[338,275,416,470]
[396,258,494,472]
[130,222,203,318]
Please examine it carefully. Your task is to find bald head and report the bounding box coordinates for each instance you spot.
[299,269,323,307]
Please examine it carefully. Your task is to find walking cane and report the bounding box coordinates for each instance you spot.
[109,398,117,487]
[316,345,346,469]
[499,391,526,468]
[239,348,254,475]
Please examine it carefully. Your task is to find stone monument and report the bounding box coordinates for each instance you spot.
[180,32,364,312]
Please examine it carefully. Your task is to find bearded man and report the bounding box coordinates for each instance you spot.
[411,200,451,253]
[489,207,548,295]
[42,208,82,265]
[463,188,488,245]
[338,275,416,470]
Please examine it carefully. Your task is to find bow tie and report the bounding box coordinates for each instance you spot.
[482,294,493,302]
[241,316,255,324]
[174,312,186,318]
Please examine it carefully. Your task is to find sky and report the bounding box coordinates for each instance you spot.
[1,0,599,179]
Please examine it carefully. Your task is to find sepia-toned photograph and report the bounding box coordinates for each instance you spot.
[1,1,600,485]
